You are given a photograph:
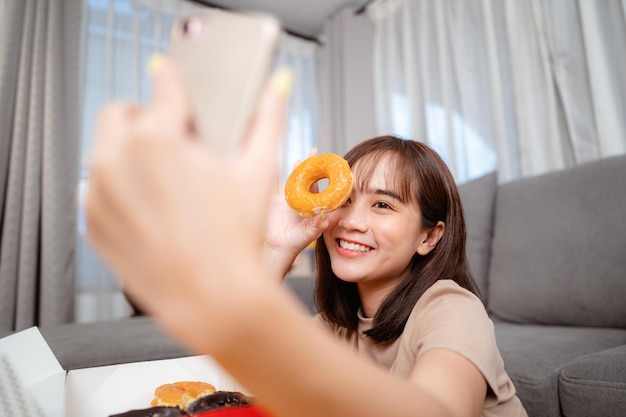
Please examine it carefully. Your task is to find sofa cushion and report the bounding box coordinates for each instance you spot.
[488,154,626,326]
[458,172,497,302]
[494,322,626,417]
[560,344,626,417]
[283,276,317,314]
[39,317,190,370]
[41,278,317,371]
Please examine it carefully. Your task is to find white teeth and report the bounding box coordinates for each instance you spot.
[339,239,371,252]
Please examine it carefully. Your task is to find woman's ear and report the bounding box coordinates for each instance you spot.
[416,221,445,256]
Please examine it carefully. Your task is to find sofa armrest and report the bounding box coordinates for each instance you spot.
[560,344,626,417]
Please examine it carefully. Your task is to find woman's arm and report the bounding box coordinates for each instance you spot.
[86,57,452,417]
[262,211,327,281]
[173,262,454,417]
[262,154,328,282]
[409,350,487,417]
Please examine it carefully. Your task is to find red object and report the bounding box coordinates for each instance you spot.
[189,405,274,417]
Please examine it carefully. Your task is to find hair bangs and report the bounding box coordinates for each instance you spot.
[350,150,420,206]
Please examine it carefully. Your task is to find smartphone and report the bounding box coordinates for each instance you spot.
[168,10,281,153]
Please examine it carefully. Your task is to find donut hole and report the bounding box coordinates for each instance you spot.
[310,178,329,193]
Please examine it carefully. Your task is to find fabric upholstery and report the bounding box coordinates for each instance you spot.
[458,172,498,302]
[41,278,317,371]
[283,276,317,314]
[39,318,189,370]
[494,322,626,417]
[488,154,626,327]
[559,345,626,417]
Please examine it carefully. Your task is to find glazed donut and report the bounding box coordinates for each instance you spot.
[285,153,353,217]
[150,381,216,410]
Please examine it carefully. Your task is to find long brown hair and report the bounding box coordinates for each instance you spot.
[315,136,479,344]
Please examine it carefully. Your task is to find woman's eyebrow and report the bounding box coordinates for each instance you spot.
[373,188,402,201]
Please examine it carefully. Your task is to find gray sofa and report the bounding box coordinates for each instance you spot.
[459,154,626,417]
[32,154,626,417]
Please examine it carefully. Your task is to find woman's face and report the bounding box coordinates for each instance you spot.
[322,157,427,295]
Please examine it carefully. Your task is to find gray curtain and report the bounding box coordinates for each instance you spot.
[0,0,83,332]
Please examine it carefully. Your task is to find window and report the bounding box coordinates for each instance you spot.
[77,0,320,322]
[388,93,496,184]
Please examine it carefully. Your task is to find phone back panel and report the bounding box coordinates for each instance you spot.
[168,11,281,153]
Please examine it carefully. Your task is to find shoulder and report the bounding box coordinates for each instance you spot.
[419,279,483,305]
[413,279,487,323]
[312,313,354,340]
[403,283,520,410]
[406,280,497,363]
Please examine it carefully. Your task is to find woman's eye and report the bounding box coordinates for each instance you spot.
[374,201,391,209]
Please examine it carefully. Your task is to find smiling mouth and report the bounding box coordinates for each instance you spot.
[338,239,372,253]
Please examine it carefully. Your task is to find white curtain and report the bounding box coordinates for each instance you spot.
[369,0,626,184]
[76,0,321,322]
[274,35,321,182]
[318,7,378,157]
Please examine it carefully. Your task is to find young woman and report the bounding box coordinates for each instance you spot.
[86,56,527,417]
[263,136,527,417]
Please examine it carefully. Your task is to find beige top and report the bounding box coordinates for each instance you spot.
[315,280,528,417]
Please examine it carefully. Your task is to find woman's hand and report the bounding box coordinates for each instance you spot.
[85,56,292,353]
[263,149,329,280]
[85,57,456,417]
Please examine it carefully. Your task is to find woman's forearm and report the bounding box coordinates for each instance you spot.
[262,244,299,282]
[176,264,453,417]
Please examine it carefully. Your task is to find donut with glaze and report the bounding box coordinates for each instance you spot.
[285,153,353,217]
[151,381,216,410]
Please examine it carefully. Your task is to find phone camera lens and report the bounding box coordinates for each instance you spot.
[182,17,204,37]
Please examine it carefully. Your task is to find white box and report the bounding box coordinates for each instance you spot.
[0,327,243,417]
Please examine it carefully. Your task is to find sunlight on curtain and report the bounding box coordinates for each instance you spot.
[274,35,321,182]
[370,0,499,184]
[369,0,626,184]
[76,0,189,323]
[77,0,321,322]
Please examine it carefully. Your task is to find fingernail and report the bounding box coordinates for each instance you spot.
[320,210,326,220]
[270,67,293,98]
[147,54,165,75]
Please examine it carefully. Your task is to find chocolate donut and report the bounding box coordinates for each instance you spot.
[186,391,252,414]
[109,406,184,417]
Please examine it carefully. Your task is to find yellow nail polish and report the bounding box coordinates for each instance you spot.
[147,54,165,75]
[270,67,293,98]
[320,210,326,220]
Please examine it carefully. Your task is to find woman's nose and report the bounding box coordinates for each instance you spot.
[337,202,368,232]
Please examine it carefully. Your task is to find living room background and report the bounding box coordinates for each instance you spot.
[0,0,624,330]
